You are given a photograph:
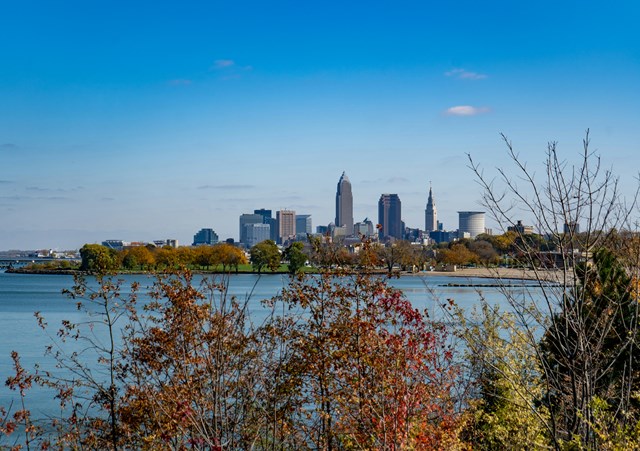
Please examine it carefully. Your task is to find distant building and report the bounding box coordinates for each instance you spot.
[430,230,459,244]
[193,228,219,246]
[276,210,296,244]
[296,214,312,235]
[458,211,485,239]
[425,185,437,233]
[102,240,126,250]
[316,225,329,235]
[507,220,534,235]
[354,217,375,238]
[564,221,580,235]
[245,223,271,248]
[378,194,402,241]
[153,239,179,248]
[335,172,354,235]
[404,227,421,242]
[254,208,278,242]
[239,213,264,245]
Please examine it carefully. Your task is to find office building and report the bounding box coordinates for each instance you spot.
[378,194,402,241]
[335,172,354,235]
[239,213,264,245]
[255,208,278,242]
[296,214,312,235]
[276,210,296,244]
[507,220,534,235]
[458,211,485,239]
[193,228,219,246]
[425,185,437,233]
[245,223,271,248]
[355,217,375,238]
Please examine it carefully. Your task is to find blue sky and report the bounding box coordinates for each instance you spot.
[1,1,639,250]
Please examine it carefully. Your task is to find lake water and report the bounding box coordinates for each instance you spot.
[0,271,542,421]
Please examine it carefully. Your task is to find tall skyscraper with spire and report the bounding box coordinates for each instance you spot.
[425,184,437,233]
[335,171,354,235]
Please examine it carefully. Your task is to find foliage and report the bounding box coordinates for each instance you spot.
[438,243,479,267]
[1,269,469,449]
[541,248,640,446]
[457,302,549,449]
[469,131,640,448]
[283,241,307,274]
[249,239,281,273]
[267,272,464,449]
[79,244,119,273]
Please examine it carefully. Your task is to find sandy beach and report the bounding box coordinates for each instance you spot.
[411,267,563,282]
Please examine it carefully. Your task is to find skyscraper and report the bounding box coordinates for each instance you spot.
[255,208,278,242]
[335,172,354,235]
[296,214,312,235]
[239,213,264,245]
[276,210,296,244]
[378,194,402,241]
[425,184,437,233]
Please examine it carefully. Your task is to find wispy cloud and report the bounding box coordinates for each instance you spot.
[1,143,17,150]
[211,59,253,79]
[168,79,193,86]
[198,184,255,190]
[26,186,84,193]
[0,180,13,184]
[387,176,409,184]
[445,68,487,80]
[445,105,490,116]
[213,59,235,69]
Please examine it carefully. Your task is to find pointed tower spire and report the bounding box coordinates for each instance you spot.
[425,183,437,233]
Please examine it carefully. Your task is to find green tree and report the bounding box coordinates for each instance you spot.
[79,244,118,273]
[250,240,281,273]
[284,241,307,274]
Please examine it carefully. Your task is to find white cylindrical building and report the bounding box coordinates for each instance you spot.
[458,211,485,239]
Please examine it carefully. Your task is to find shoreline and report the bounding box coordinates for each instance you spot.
[5,266,563,282]
[409,267,563,282]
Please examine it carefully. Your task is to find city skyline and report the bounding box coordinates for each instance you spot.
[1,2,639,250]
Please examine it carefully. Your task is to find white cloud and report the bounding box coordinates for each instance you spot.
[445,68,487,80]
[445,105,490,116]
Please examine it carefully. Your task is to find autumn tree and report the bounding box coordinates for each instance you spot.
[121,245,155,270]
[212,243,247,273]
[117,272,269,448]
[438,243,479,266]
[249,239,281,273]
[267,272,463,449]
[79,244,119,273]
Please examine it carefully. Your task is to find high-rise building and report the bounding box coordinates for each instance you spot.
[254,208,278,242]
[296,214,312,235]
[378,194,402,241]
[239,213,264,244]
[458,211,485,238]
[244,223,271,248]
[425,185,437,233]
[335,172,354,235]
[193,228,219,246]
[276,210,296,244]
